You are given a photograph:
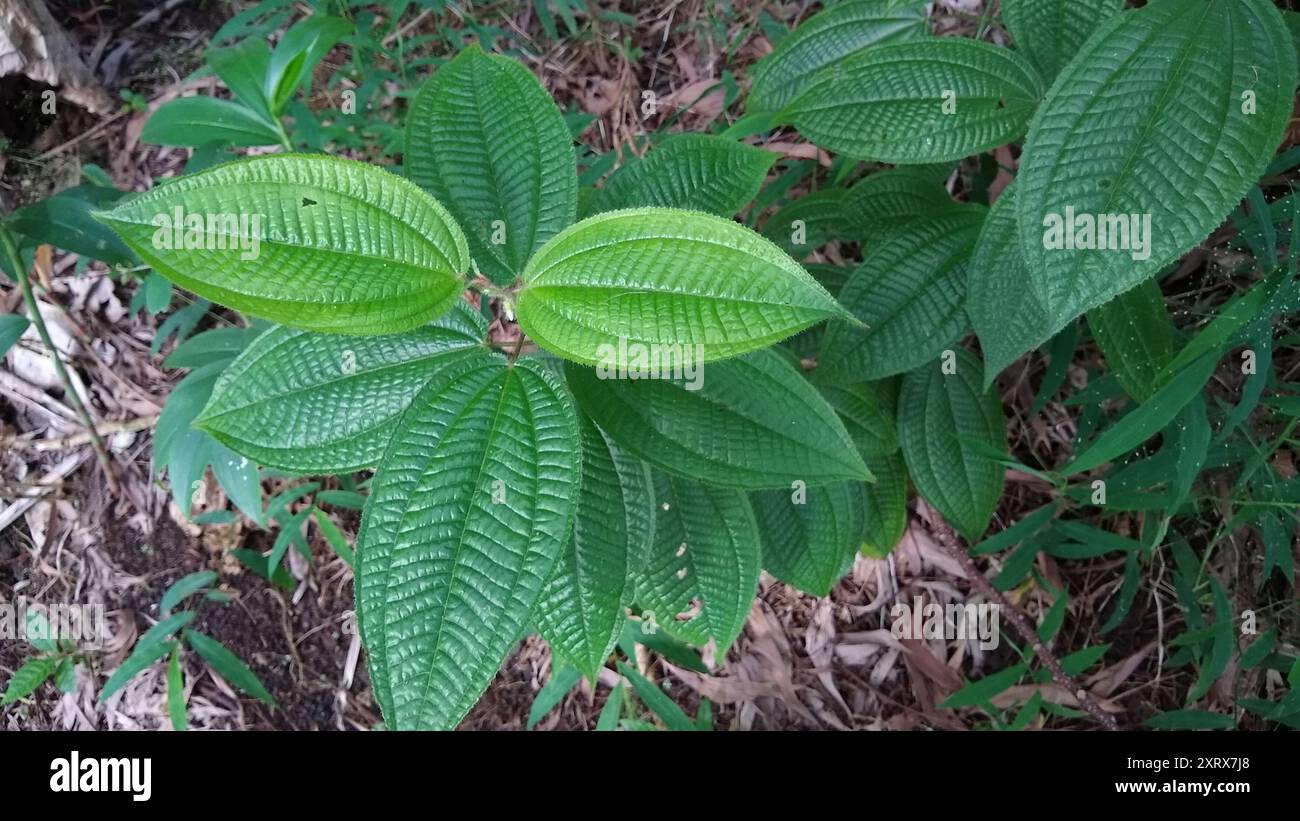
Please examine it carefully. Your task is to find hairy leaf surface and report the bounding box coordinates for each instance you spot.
[966,185,1055,381]
[585,135,776,218]
[565,350,869,489]
[748,0,930,113]
[405,45,576,284]
[1016,0,1295,350]
[1002,0,1123,82]
[634,473,760,651]
[779,38,1042,163]
[356,353,581,729]
[197,301,486,473]
[861,451,909,558]
[898,348,1005,540]
[753,482,867,596]
[97,154,469,334]
[518,208,851,366]
[819,207,985,381]
[536,417,654,681]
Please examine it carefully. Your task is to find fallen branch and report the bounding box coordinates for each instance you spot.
[923,505,1120,731]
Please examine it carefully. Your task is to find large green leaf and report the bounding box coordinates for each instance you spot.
[517,208,852,366]
[898,348,1005,540]
[778,38,1043,163]
[1087,278,1176,403]
[818,207,985,381]
[634,473,761,652]
[356,352,581,729]
[565,350,870,489]
[844,165,954,241]
[1015,0,1295,352]
[584,134,776,218]
[965,184,1055,382]
[748,0,930,113]
[405,45,576,284]
[861,451,909,558]
[1002,0,1123,83]
[96,154,468,334]
[196,301,486,473]
[753,481,866,596]
[536,416,654,681]
[141,97,283,148]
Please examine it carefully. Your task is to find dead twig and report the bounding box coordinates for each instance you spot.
[924,507,1120,731]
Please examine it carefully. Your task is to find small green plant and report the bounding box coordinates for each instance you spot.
[1,611,85,706]
[66,0,1300,731]
[97,571,275,729]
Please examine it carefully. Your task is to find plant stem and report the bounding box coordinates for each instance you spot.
[0,223,120,497]
[924,505,1119,731]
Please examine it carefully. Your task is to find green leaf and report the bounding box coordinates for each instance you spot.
[1,657,57,705]
[760,189,856,258]
[166,643,188,731]
[966,184,1055,382]
[778,38,1043,163]
[526,665,581,730]
[1002,0,1123,83]
[617,661,697,731]
[1088,278,1175,402]
[1064,350,1218,476]
[518,208,851,366]
[196,301,486,473]
[753,482,866,596]
[160,571,218,616]
[183,629,277,707]
[536,416,654,681]
[405,44,576,285]
[0,314,29,357]
[141,97,284,147]
[313,508,355,568]
[208,38,274,122]
[818,380,899,458]
[860,451,909,558]
[266,14,350,116]
[818,207,985,381]
[1145,709,1236,731]
[898,349,1006,540]
[634,473,760,653]
[1015,0,1295,350]
[7,185,135,265]
[596,682,624,730]
[585,134,776,218]
[565,350,870,489]
[941,662,1027,709]
[95,153,470,335]
[748,0,930,113]
[844,165,955,241]
[99,612,195,702]
[356,353,582,729]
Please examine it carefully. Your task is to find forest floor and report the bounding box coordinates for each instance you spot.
[1,0,1293,731]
